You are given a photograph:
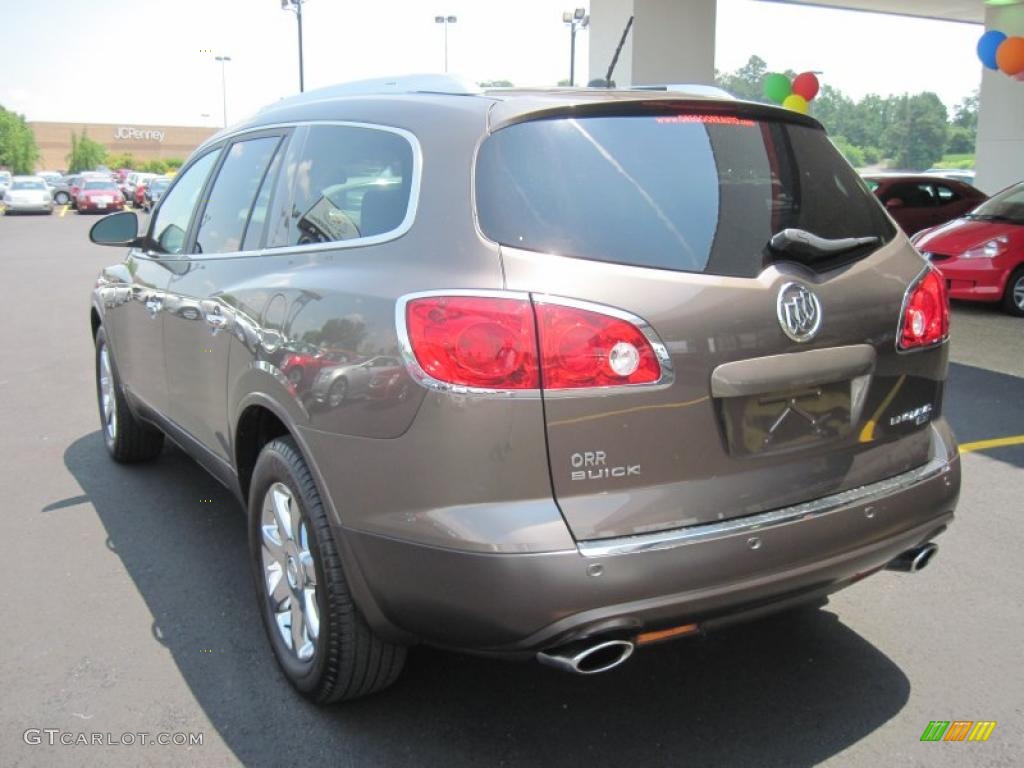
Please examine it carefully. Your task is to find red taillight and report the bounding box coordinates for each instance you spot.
[899,269,949,350]
[402,294,664,392]
[534,302,661,388]
[404,295,539,389]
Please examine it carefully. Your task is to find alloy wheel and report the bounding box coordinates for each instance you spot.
[260,482,319,663]
[98,345,117,442]
[1013,274,1024,311]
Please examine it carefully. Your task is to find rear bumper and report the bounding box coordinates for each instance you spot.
[342,423,960,654]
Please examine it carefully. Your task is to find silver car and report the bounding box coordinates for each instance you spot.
[2,176,54,214]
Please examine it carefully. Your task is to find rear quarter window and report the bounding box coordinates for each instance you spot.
[476,111,895,277]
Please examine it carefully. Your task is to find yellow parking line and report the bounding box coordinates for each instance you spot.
[959,435,1024,454]
[59,205,68,217]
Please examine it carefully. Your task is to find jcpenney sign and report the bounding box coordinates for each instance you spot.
[114,126,165,142]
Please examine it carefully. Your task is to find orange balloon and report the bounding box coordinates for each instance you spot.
[996,36,1024,76]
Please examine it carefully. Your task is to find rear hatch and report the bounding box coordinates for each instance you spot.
[476,100,948,541]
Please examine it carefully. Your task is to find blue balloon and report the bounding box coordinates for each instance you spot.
[978,30,1007,70]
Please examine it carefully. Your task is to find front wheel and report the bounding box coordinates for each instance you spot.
[54,192,70,205]
[94,327,164,462]
[249,437,405,703]
[1003,267,1024,317]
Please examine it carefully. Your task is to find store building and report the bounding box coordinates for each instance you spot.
[28,121,218,171]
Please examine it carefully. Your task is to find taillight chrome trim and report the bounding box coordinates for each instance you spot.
[395,289,542,398]
[895,265,950,354]
[394,290,675,397]
[532,294,675,398]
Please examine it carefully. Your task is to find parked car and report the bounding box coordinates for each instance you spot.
[912,180,1024,316]
[87,75,960,704]
[921,168,976,186]
[132,173,158,208]
[2,175,54,214]
[76,179,125,213]
[68,172,108,209]
[142,176,170,211]
[310,355,407,407]
[37,171,72,205]
[862,174,987,236]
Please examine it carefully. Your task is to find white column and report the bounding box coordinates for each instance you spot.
[975,3,1024,194]
[588,0,716,87]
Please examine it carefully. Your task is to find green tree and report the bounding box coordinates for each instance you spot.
[0,105,40,174]
[66,130,107,172]
[479,79,514,88]
[164,158,184,171]
[883,93,948,170]
[105,152,137,170]
[715,55,769,102]
[140,159,168,174]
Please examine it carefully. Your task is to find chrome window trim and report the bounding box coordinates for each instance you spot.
[578,454,953,558]
[394,291,674,399]
[180,120,422,261]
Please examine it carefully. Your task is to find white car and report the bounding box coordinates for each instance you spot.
[0,170,12,197]
[2,175,54,214]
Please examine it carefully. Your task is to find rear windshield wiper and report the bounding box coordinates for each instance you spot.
[769,228,880,261]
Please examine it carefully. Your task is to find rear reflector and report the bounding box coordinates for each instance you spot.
[402,294,664,391]
[898,268,949,350]
[635,623,700,646]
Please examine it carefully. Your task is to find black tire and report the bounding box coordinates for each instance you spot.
[94,327,164,462]
[55,192,70,206]
[249,437,405,703]
[1002,267,1024,317]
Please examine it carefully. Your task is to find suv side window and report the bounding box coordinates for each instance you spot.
[935,184,959,203]
[195,136,282,255]
[150,151,219,255]
[884,182,935,208]
[265,124,414,248]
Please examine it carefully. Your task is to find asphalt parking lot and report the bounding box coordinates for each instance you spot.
[1,209,1022,767]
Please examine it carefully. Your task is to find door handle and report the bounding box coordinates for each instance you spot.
[205,311,229,330]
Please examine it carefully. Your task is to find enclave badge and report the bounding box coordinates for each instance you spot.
[777,282,822,342]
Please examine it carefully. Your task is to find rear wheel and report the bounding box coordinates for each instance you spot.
[249,437,405,703]
[1003,267,1024,317]
[94,327,164,462]
[54,192,70,205]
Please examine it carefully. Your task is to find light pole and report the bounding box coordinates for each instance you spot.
[281,0,306,92]
[215,56,231,127]
[562,8,589,87]
[434,15,457,73]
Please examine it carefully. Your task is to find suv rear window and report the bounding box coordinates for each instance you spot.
[476,112,895,277]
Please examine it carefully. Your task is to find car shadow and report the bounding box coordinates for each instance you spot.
[947,362,1024,469]
[60,431,911,767]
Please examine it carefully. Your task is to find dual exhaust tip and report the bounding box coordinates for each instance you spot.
[538,541,938,675]
[537,638,635,675]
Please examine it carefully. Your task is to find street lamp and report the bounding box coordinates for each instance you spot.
[562,8,589,87]
[434,15,457,73]
[281,0,306,92]
[215,56,231,127]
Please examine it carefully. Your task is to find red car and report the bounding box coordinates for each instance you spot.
[75,180,125,214]
[912,181,1024,316]
[863,174,987,236]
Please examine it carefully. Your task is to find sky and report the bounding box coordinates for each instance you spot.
[0,0,984,128]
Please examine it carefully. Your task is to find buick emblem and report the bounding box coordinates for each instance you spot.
[776,282,822,342]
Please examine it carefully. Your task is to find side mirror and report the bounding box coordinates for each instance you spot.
[885,198,904,210]
[89,210,142,247]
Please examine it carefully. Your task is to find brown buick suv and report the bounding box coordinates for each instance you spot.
[88,76,960,703]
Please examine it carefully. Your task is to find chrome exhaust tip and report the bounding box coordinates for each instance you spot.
[887,542,938,573]
[537,638,635,675]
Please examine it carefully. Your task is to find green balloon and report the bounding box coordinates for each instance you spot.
[763,73,792,104]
